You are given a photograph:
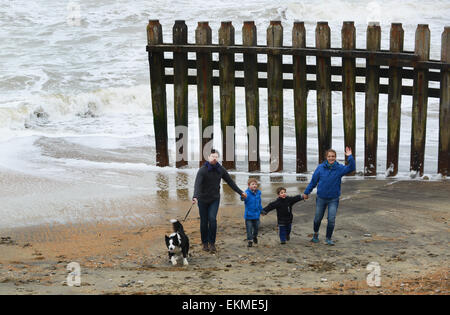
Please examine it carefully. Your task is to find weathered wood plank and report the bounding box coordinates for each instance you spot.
[219,21,236,170]
[341,21,356,173]
[364,22,381,176]
[173,20,189,168]
[386,23,404,176]
[410,24,430,176]
[147,20,169,167]
[242,21,260,172]
[316,21,332,164]
[293,21,308,173]
[267,21,284,172]
[438,27,450,176]
[195,22,214,166]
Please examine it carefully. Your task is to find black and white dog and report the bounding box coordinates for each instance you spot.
[165,219,189,266]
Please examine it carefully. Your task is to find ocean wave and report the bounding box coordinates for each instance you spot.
[0,85,153,135]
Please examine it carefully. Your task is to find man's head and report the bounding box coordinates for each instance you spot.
[208,149,220,165]
[325,149,337,165]
[247,178,258,192]
[277,187,287,199]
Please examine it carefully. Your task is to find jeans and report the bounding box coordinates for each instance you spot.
[314,196,340,239]
[245,219,260,241]
[279,224,292,242]
[198,199,220,245]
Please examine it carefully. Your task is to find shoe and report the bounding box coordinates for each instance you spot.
[247,241,253,247]
[202,243,209,251]
[280,241,286,245]
[253,236,258,244]
[311,233,319,243]
[325,238,335,246]
[209,243,217,253]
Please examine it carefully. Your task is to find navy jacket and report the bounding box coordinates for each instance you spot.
[262,195,304,226]
[304,155,356,199]
[193,163,243,203]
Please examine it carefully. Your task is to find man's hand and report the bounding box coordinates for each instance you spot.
[345,146,352,156]
[241,192,247,199]
[302,194,309,200]
[192,198,198,204]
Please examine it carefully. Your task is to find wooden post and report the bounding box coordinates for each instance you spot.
[267,21,283,172]
[315,21,332,164]
[243,21,260,172]
[410,24,430,176]
[195,22,214,166]
[219,21,236,170]
[364,22,381,176]
[173,20,188,168]
[292,21,307,173]
[386,23,404,177]
[341,21,356,174]
[438,27,450,176]
[147,20,169,167]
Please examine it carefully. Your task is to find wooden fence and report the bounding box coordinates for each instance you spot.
[146,20,450,177]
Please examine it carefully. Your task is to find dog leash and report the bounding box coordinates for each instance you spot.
[182,203,194,222]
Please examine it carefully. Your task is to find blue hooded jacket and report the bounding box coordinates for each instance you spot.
[304,155,356,199]
[242,188,263,220]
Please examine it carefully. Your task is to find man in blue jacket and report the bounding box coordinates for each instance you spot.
[302,147,355,246]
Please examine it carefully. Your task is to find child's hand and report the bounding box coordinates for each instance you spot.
[345,146,352,156]
[302,194,309,200]
[241,192,247,199]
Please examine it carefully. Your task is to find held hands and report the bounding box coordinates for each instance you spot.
[241,192,247,199]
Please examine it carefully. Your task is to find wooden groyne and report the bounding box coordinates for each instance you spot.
[147,20,450,176]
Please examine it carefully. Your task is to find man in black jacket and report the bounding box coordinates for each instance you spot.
[261,187,304,244]
[192,150,246,253]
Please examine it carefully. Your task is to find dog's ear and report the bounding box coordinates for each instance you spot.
[165,235,170,247]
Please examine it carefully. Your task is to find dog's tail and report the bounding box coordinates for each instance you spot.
[170,219,184,233]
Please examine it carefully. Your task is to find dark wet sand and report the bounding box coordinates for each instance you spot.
[0,179,448,295]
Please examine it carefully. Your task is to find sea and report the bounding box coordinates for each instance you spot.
[0,0,449,228]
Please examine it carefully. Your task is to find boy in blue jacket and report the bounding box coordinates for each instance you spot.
[303,147,355,245]
[241,178,263,247]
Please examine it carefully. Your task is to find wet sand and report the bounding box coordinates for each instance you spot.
[0,178,448,295]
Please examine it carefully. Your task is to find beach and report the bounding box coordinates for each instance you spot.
[0,175,448,295]
[1,0,449,296]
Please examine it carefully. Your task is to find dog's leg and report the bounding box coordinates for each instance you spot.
[169,252,177,265]
[182,248,189,266]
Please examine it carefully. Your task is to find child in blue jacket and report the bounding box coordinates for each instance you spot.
[241,178,263,247]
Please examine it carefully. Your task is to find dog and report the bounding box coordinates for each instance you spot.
[165,219,189,266]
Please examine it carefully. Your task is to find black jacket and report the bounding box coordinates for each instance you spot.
[193,164,243,203]
[262,195,304,226]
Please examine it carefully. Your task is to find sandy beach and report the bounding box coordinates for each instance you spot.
[0,176,448,295]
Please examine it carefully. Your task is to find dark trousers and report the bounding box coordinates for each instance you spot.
[245,219,260,241]
[198,199,220,245]
[279,224,292,242]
